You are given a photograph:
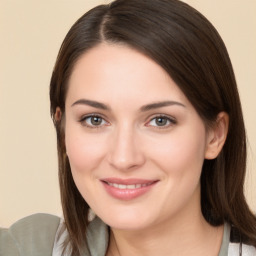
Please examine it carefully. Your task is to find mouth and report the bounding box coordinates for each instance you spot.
[100,178,158,200]
[104,182,155,189]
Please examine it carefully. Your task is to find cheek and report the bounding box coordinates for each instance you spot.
[149,125,207,178]
[65,126,107,174]
[146,126,207,216]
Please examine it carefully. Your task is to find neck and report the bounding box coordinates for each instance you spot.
[107,209,223,256]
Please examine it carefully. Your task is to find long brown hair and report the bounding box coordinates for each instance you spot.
[50,0,256,254]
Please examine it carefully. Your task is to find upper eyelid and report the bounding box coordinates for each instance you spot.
[79,113,108,121]
[147,114,176,122]
[79,113,109,125]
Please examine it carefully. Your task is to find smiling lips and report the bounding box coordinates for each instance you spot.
[101,178,158,200]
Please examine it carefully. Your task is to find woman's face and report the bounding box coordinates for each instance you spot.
[65,43,212,230]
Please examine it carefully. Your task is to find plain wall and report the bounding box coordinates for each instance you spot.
[1,0,255,227]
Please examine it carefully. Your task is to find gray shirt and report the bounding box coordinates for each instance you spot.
[1,213,255,256]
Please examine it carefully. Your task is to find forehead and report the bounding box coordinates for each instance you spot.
[66,43,189,107]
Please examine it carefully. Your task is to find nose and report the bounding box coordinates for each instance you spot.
[107,125,145,171]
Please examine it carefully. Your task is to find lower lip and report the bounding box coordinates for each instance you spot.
[101,181,158,200]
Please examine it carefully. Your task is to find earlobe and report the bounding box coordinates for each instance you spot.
[204,112,229,160]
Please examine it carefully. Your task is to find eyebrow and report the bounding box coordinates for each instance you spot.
[71,99,185,111]
[71,99,110,110]
[140,101,185,112]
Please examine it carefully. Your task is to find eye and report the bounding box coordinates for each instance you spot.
[146,115,176,128]
[80,115,108,128]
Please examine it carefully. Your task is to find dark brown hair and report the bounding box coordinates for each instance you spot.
[50,0,256,254]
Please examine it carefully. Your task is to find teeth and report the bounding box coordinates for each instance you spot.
[119,184,126,189]
[107,182,152,189]
[127,184,136,189]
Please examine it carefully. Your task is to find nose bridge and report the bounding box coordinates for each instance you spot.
[108,122,144,170]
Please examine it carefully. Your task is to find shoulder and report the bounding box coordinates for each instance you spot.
[0,213,60,256]
[228,243,256,256]
[228,225,256,256]
[53,216,109,256]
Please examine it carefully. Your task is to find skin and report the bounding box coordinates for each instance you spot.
[63,43,228,256]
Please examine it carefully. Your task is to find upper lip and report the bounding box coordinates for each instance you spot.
[101,178,158,185]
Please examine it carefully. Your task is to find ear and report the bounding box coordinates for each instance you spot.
[204,112,229,160]
[55,107,62,122]
[54,107,67,154]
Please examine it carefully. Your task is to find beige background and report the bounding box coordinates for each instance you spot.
[0,0,255,228]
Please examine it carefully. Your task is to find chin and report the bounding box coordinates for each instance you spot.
[97,208,156,231]
[106,219,149,231]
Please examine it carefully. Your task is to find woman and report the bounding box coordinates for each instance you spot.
[1,0,255,255]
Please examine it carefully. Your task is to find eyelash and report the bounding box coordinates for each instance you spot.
[146,115,177,129]
[79,114,109,129]
[79,114,176,129]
